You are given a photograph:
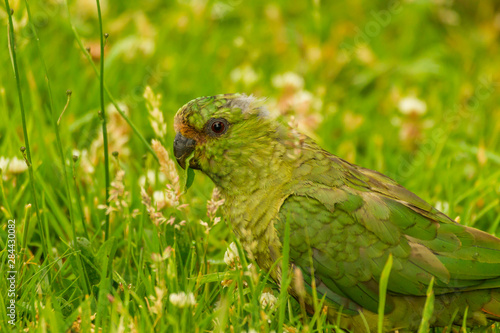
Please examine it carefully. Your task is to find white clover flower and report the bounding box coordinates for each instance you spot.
[230,65,259,86]
[398,96,427,115]
[260,292,278,311]
[4,156,28,174]
[224,242,240,267]
[0,157,9,172]
[272,72,304,90]
[292,90,323,113]
[169,292,196,308]
[139,170,167,187]
[153,190,167,206]
[8,157,28,174]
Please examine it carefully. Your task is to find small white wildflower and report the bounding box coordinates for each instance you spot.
[260,292,278,311]
[272,72,304,90]
[230,65,259,86]
[6,156,28,174]
[292,90,323,113]
[169,292,196,308]
[224,242,240,267]
[0,157,9,172]
[398,96,427,115]
[153,190,167,209]
[139,170,166,187]
[293,90,313,104]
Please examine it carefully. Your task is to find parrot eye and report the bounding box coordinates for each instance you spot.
[212,122,225,133]
[207,118,229,136]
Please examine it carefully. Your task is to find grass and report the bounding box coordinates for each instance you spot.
[1,0,500,332]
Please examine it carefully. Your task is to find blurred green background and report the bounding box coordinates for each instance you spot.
[1,0,500,331]
[2,0,500,195]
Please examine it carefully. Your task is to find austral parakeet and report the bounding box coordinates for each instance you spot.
[173,94,500,331]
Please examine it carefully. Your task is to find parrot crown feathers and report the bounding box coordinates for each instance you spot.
[177,93,269,124]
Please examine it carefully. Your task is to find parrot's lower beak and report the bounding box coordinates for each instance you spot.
[173,132,199,170]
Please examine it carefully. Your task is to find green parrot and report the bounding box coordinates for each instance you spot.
[173,93,500,331]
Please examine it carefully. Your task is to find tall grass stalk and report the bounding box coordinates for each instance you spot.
[64,0,159,164]
[5,0,48,261]
[71,157,90,240]
[278,215,292,332]
[23,0,90,294]
[95,0,111,241]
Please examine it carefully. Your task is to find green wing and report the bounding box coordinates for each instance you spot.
[276,151,500,315]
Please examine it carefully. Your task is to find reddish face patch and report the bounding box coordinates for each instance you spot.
[174,114,207,144]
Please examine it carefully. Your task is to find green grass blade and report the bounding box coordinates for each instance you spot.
[417,277,435,333]
[24,0,90,294]
[64,0,158,163]
[278,214,292,333]
[4,0,48,261]
[378,254,393,333]
[95,0,111,242]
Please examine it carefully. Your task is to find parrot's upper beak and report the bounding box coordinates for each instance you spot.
[173,132,199,170]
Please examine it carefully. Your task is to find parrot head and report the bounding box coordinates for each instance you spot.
[173,93,278,187]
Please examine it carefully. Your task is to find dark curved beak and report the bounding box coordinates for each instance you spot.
[173,132,198,169]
